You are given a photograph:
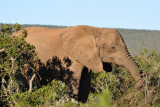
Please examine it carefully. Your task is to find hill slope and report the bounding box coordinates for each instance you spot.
[118,29,160,55]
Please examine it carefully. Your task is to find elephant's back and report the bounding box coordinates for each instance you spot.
[12,27,68,63]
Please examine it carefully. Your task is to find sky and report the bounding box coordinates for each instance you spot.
[0,0,160,30]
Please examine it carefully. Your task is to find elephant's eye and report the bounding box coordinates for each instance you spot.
[108,46,116,53]
[112,46,116,50]
[102,43,106,48]
[102,43,106,46]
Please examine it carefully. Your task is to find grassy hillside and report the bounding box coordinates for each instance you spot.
[21,24,160,56]
[22,24,68,29]
[118,29,160,55]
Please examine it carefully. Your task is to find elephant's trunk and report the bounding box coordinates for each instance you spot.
[121,48,143,89]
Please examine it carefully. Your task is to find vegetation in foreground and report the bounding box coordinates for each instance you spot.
[0,24,160,107]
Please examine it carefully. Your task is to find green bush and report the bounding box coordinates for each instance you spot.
[13,80,69,107]
[0,23,39,106]
[90,67,133,100]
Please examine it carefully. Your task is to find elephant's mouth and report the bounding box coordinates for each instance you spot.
[102,57,111,62]
[102,62,112,72]
[102,57,116,65]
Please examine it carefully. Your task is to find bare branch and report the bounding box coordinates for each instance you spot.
[0,49,5,53]
[8,57,20,92]
[9,57,16,74]
[29,73,36,92]
[1,78,8,96]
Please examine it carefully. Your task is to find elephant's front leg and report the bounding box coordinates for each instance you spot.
[78,67,91,103]
[64,60,84,100]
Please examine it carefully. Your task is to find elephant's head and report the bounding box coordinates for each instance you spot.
[60,25,143,89]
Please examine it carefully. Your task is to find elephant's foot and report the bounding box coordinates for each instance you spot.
[72,88,79,99]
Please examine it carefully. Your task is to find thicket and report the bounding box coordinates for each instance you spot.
[0,23,160,107]
[0,23,39,106]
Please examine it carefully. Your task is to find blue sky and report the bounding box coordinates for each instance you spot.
[1,0,160,30]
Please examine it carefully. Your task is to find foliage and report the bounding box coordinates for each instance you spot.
[12,80,69,107]
[90,67,133,100]
[0,23,22,37]
[0,23,38,106]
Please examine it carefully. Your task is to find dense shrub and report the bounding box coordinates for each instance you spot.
[12,80,69,107]
[0,23,40,106]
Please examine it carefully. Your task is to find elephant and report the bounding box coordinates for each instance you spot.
[12,25,143,102]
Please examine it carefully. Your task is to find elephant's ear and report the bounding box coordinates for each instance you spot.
[60,28,103,72]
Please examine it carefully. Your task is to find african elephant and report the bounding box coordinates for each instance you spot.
[12,25,143,102]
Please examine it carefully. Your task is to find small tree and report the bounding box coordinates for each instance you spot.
[0,23,39,106]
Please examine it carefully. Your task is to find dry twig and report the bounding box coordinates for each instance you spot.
[29,73,36,92]
[0,49,5,53]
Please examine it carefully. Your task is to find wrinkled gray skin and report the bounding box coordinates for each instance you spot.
[13,25,143,102]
